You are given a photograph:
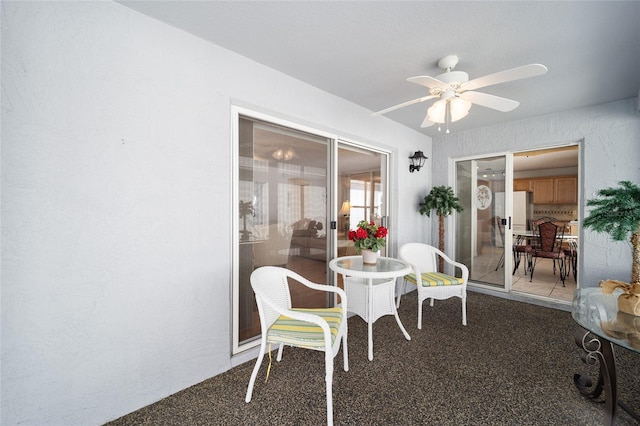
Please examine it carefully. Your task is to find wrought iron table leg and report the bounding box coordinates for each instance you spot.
[574,327,617,425]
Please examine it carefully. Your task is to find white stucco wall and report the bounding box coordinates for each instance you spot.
[1,2,431,425]
[432,98,640,288]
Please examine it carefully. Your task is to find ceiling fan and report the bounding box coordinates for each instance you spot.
[374,55,547,133]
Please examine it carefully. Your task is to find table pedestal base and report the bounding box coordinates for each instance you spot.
[573,327,640,425]
[574,327,616,425]
[345,277,410,361]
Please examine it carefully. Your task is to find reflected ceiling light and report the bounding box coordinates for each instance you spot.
[272,148,296,161]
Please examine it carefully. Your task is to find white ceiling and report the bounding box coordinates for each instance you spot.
[118,1,640,138]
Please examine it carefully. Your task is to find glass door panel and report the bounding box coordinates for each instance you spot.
[233,115,390,353]
[337,144,388,256]
[336,143,388,288]
[236,116,330,348]
[455,156,508,289]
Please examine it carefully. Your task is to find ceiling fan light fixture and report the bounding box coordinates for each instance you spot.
[427,97,471,124]
[375,54,547,132]
[449,98,472,122]
[426,99,446,123]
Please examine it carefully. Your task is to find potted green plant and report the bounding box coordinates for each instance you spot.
[582,181,640,315]
[419,185,463,272]
[583,180,640,286]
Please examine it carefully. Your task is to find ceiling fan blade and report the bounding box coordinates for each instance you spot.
[460,91,520,112]
[461,64,548,91]
[373,94,437,115]
[420,116,436,128]
[407,75,449,90]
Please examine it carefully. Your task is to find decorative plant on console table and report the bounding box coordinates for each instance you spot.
[348,220,388,264]
[583,181,640,315]
[419,185,463,272]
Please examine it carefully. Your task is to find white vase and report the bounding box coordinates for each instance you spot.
[361,249,378,265]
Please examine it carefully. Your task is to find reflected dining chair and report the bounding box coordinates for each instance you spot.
[529,218,567,286]
[245,266,348,426]
[494,216,506,271]
[512,219,534,275]
[397,243,468,329]
[563,239,578,281]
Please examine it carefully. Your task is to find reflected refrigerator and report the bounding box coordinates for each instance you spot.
[494,191,533,238]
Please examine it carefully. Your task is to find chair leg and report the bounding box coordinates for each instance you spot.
[529,258,538,282]
[461,294,467,326]
[276,342,284,362]
[245,341,267,402]
[325,352,334,426]
[417,298,423,330]
[342,334,349,372]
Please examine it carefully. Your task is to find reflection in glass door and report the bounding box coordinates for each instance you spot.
[455,156,509,289]
[232,112,390,354]
[336,144,388,261]
[234,115,330,351]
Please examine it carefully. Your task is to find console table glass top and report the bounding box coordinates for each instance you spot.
[331,256,411,278]
[573,287,640,353]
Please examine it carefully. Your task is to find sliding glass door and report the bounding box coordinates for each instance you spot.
[454,145,580,303]
[232,111,390,353]
[455,155,510,289]
[234,115,330,350]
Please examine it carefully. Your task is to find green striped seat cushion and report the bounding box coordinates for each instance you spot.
[405,272,463,287]
[268,307,343,350]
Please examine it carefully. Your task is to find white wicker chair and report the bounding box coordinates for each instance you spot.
[397,243,468,329]
[245,266,348,426]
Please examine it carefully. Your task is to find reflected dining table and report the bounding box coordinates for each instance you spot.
[512,230,579,279]
[329,255,412,361]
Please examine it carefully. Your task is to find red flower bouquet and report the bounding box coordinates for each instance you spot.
[348,220,388,253]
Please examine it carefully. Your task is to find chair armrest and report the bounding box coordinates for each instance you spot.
[405,262,423,286]
[286,270,348,303]
[434,248,469,282]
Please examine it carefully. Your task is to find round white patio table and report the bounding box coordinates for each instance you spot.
[329,255,412,361]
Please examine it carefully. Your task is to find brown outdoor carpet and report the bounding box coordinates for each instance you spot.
[106,291,640,425]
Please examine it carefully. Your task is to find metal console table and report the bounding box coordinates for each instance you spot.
[572,288,640,425]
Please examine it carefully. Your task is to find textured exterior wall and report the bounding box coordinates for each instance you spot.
[1,2,430,425]
[432,98,640,288]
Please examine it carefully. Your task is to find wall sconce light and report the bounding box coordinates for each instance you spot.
[409,151,428,173]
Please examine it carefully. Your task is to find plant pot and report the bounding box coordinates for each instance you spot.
[362,249,378,265]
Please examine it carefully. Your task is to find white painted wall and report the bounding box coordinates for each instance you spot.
[1,2,431,425]
[432,98,640,288]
